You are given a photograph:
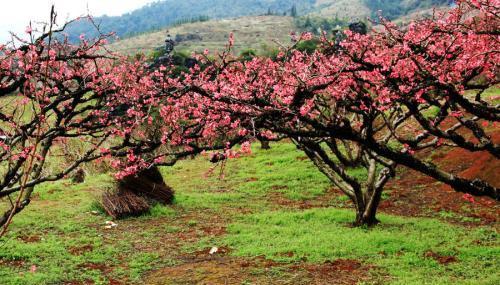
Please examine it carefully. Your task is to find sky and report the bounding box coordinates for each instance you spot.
[0,0,158,42]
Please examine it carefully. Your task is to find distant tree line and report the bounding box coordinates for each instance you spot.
[123,15,210,40]
[171,15,210,27]
[295,16,348,35]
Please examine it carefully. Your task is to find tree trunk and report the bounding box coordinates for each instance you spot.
[259,139,270,150]
[0,197,31,228]
[293,139,393,227]
[354,209,380,227]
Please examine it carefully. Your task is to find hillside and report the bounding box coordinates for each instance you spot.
[64,0,314,42]
[311,0,371,20]
[109,0,453,56]
[362,0,454,19]
[109,16,295,55]
[64,0,453,42]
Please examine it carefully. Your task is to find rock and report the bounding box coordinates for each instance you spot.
[209,247,219,255]
[104,221,118,229]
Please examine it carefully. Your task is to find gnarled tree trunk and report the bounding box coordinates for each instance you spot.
[294,138,395,227]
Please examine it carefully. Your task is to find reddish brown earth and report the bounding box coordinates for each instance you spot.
[290,259,380,285]
[63,280,95,285]
[381,167,499,226]
[423,251,458,265]
[0,259,26,267]
[17,234,41,243]
[382,131,499,226]
[68,244,94,256]
[145,248,378,285]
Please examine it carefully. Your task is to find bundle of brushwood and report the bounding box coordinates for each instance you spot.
[101,166,174,219]
[101,189,150,219]
[119,166,174,204]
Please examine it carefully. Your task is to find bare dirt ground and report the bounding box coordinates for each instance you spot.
[383,131,499,227]
[145,250,378,285]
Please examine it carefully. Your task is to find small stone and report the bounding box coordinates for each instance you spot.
[209,247,218,255]
[104,221,118,227]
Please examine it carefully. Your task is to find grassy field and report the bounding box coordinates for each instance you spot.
[311,0,371,20]
[109,16,295,56]
[0,142,498,284]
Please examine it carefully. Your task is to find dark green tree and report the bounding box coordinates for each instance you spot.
[291,5,298,17]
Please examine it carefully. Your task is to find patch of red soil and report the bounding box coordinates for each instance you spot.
[384,177,498,226]
[146,256,376,285]
[18,235,41,243]
[383,167,499,226]
[75,262,127,284]
[379,130,500,226]
[76,261,125,285]
[107,278,125,285]
[68,244,94,255]
[63,281,95,285]
[244,177,259,182]
[200,225,226,236]
[327,259,362,270]
[188,246,231,259]
[434,131,500,189]
[424,251,458,265]
[78,262,108,272]
[290,259,376,285]
[0,258,25,267]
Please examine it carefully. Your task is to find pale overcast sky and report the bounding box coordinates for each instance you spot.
[0,0,158,42]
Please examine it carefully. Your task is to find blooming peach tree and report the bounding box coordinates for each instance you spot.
[0,12,246,233]
[1,0,498,230]
[166,0,499,225]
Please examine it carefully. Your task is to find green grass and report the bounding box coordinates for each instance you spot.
[483,86,500,105]
[465,86,500,105]
[0,174,176,284]
[0,142,498,284]
[221,208,499,284]
[164,142,331,210]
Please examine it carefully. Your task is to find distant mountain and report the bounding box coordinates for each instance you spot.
[63,0,453,42]
[64,0,315,42]
[108,16,296,56]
